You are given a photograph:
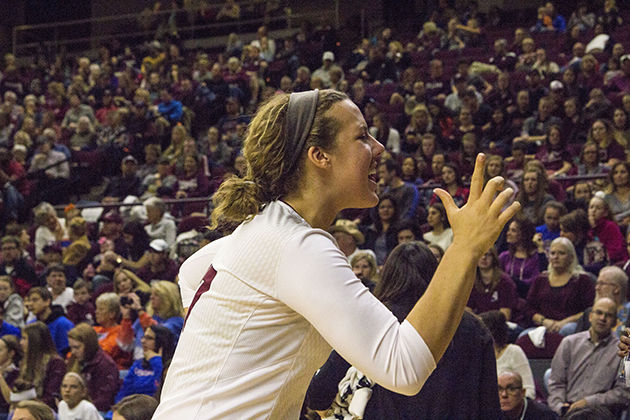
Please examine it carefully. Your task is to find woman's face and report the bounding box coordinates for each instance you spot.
[150,290,162,312]
[477,251,494,270]
[61,375,84,409]
[141,327,157,353]
[68,338,85,361]
[549,242,571,273]
[397,228,415,244]
[613,164,630,187]
[378,199,395,222]
[116,273,133,294]
[506,221,521,244]
[183,156,197,174]
[413,109,429,127]
[95,301,114,326]
[523,171,539,195]
[614,109,627,129]
[564,100,577,117]
[441,166,456,185]
[591,121,607,142]
[19,334,27,354]
[402,158,415,178]
[544,207,561,230]
[588,198,607,223]
[352,258,372,280]
[421,138,435,156]
[492,108,504,124]
[426,207,443,228]
[574,182,592,201]
[459,109,472,125]
[0,281,11,303]
[462,139,476,155]
[486,158,502,178]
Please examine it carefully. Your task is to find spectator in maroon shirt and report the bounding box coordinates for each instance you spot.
[136,239,178,283]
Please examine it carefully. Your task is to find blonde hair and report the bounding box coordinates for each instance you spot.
[210,89,347,229]
[151,280,184,319]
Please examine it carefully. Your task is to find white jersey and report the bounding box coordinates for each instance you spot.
[155,201,435,419]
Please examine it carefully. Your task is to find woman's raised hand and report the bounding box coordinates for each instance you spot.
[434,154,520,258]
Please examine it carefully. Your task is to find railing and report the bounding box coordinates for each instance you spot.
[417,172,608,191]
[13,1,338,56]
[53,197,211,217]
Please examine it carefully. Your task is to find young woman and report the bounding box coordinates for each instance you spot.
[604,162,630,223]
[364,194,399,266]
[516,166,554,225]
[499,218,546,298]
[467,248,518,321]
[587,119,626,166]
[535,125,572,178]
[0,335,22,414]
[588,195,628,263]
[115,325,174,403]
[154,89,519,418]
[423,203,454,252]
[18,322,66,409]
[57,372,102,420]
[349,251,379,291]
[66,323,119,411]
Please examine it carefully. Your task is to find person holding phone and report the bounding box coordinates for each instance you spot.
[115,325,174,402]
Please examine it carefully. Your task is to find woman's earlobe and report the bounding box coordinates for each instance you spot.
[307,146,330,169]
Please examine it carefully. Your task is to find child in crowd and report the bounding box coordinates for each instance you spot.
[66,279,95,325]
[58,372,103,420]
[535,201,568,252]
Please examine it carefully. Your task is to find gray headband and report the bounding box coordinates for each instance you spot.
[284,89,319,176]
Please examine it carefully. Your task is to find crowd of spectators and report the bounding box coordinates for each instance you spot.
[1,0,630,418]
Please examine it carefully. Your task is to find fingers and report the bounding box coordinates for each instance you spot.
[480,175,505,206]
[497,201,521,227]
[487,186,513,216]
[433,188,458,215]
[468,153,486,203]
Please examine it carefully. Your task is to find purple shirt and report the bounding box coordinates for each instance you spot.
[499,251,542,298]
[525,272,595,323]
[468,273,518,314]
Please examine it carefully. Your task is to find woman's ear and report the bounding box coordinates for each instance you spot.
[306,146,330,170]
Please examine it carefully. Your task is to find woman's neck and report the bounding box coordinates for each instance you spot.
[432,224,445,234]
[616,185,630,196]
[479,268,493,284]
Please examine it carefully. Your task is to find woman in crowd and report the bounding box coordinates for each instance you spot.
[66,323,119,411]
[484,155,519,203]
[535,125,572,178]
[422,203,453,252]
[482,107,514,156]
[612,108,630,150]
[405,104,436,139]
[116,221,151,271]
[587,119,626,166]
[33,201,66,260]
[18,321,66,409]
[430,163,469,207]
[94,292,133,370]
[604,162,630,224]
[156,90,517,418]
[559,209,593,269]
[205,126,232,169]
[62,216,91,269]
[58,372,102,420]
[161,124,188,164]
[516,166,554,224]
[174,155,211,216]
[500,217,546,298]
[143,197,177,247]
[467,247,518,321]
[400,156,423,187]
[113,269,151,299]
[0,335,22,414]
[115,324,174,403]
[364,194,399,266]
[588,195,628,263]
[480,310,535,399]
[524,237,594,336]
[349,251,379,291]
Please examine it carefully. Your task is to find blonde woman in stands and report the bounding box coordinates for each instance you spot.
[154,89,519,418]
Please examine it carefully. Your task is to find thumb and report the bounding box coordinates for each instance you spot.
[433,188,458,214]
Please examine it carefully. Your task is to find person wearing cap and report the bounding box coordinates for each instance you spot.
[102,155,142,203]
[135,239,177,283]
[328,219,375,262]
[154,90,519,418]
[312,51,339,89]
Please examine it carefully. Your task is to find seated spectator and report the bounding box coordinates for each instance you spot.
[156,88,183,125]
[141,157,177,200]
[65,280,94,326]
[311,52,337,88]
[112,394,158,420]
[500,217,546,298]
[44,264,73,312]
[481,311,535,399]
[13,400,55,420]
[363,195,399,267]
[535,125,572,178]
[0,276,24,329]
[516,166,554,225]
[0,302,19,340]
[57,372,102,420]
[115,324,174,403]
[136,240,178,284]
[584,88,612,126]
[430,163,469,208]
[524,237,595,338]
[468,247,518,321]
[587,119,626,166]
[203,126,232,169]
[422,203,453,252]
[17,321,66,409]
[174,155,210,216]
[25,287,74,355]
[514,97,562,147]
[535,200,567,251]
[588,195,628,263]
[144,197,176,248]
[122,280,183,360]
[548,297,629,416]
[376,160,419,220]
[392,219,423,245]
[482,107,515,156]
[93,292,132,370]
[0,334,21,414]
[61,93,95,133]
[400,156,422,187]
[69,116,97,151]
[102,155,143,203]
[27,135,70,205]
[349,251,379,291]
[532,48,559,78]
[497,371,556,420]
[328,219,371,261]
[604,162,630,224]
[489,39,517,72]
[369,113,400,155]
[0,236,38,297]
[66,323,119,412]
[33,202,66,261]
[612,108,630,149]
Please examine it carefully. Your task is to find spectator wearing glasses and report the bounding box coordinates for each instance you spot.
[498,371,555,420]
[0,236,38,296]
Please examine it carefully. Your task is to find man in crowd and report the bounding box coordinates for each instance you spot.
[377,159,420,220]
[498,371,555,419]
[0,235,38,296]
[25,286,74,355]
[548,297,630,416]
